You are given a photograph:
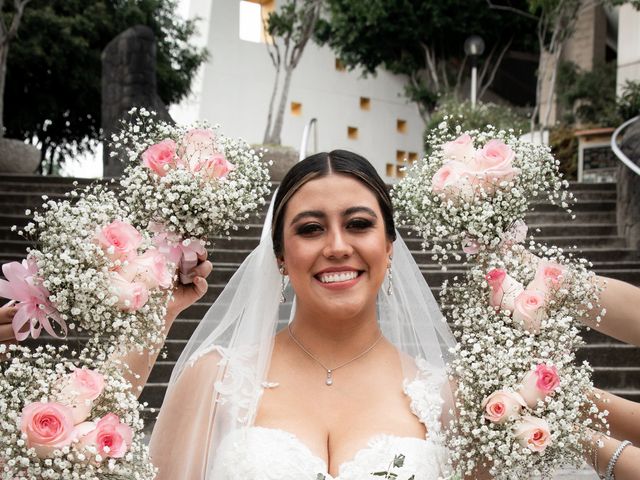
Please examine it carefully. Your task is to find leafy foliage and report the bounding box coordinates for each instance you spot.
[618,80,640,121]
[2,0,207,170]
[425,98,530,150]
[556,61,619,126]
[316,0,537,118]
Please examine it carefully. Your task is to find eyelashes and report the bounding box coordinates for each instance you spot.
[294,218,375,236]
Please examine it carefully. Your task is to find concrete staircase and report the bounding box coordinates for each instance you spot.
[1,175,639,419]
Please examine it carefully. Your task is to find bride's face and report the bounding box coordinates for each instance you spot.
[280,173,392,320]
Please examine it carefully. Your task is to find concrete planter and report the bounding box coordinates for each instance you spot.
[0,138,40,174]
[256,144,298,182]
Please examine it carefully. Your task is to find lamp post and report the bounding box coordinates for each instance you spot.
[464,35,485,109]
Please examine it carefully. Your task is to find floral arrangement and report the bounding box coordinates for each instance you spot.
[392,123,608,478]
[442,244,607,478]
[392,123,573,260]
[2,186,172,352]
[115,108,271,281]
[0,344,156,479]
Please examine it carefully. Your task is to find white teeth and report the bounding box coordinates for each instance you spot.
[318,271,358,283]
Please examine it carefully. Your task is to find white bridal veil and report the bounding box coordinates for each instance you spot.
[149,192,457,479]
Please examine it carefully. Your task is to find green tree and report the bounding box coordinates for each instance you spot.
[316,0,536,121]
[2,0,207,173]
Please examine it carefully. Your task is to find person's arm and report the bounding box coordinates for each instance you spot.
[582,276,640,347]
[584,429,640,480]
[590,388,640,446]
[0,302,18,360]
[118,253,213,395]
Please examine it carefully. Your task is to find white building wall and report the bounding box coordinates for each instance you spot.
[173,0,424,181]
[616,4,640,95]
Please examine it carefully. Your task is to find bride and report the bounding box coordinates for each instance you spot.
[145,150,472,479]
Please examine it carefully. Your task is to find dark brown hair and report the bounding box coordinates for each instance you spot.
[271,150,396,258]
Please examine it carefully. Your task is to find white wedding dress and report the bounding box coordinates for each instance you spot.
[211,365,450,480]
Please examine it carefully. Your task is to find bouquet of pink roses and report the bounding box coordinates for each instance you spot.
[0,186,172,351]
[443,245,607,478]
[115,108,271,282]
[393,123,572,261]
[0,344,156,479]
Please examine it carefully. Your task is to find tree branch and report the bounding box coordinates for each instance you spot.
[485,0,538,20]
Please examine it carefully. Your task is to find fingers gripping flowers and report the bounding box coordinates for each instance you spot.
[116,109,270,283]
[0,188,173,351]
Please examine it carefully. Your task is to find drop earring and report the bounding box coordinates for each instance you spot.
[386,257,393,296]
[279,265,287,303]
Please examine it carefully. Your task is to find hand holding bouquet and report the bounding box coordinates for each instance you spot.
[115,108,271,283]
[0,187,172,351]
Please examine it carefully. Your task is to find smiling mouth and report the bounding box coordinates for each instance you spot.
[316,271,363,284]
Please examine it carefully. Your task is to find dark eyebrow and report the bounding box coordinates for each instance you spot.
[289,210,325,225]
[289,206,377,226]
[344,206,378,218]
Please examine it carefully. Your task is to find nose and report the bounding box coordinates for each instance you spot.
[322,228,353,259]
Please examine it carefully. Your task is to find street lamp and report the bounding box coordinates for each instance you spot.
[464,35,485,109]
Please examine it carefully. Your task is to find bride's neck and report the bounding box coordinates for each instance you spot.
[288,305,381,361]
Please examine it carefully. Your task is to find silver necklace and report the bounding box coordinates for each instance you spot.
[287,324,383,386]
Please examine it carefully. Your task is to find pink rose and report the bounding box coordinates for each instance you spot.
[77,413,133,459]
[513,290,547,334]
[431,160,476,200]
[58,368,105,424]
[481,390,526,424]
[142,139,178,177]
[518,364,560,408]
[20,402,77,458]
[180,128,216,168]
[119,249,172,290]
[485,268,524,312]
[471,139,519,192]
[194,153,235,180]
[528,261,566,293]
[95,221,142,261]
[442,134,476,163]
[513,416,552,452]
[108,272,149,311]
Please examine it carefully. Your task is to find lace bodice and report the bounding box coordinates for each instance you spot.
[211,371,450,479]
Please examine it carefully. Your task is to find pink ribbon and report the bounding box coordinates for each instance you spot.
[151,223,207,285]
[0,258,66,341]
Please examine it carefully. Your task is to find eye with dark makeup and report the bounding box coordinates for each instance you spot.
[295,223,323,236]
[347,218,374,230]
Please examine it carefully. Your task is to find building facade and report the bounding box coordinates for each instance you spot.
[172,0,425,181]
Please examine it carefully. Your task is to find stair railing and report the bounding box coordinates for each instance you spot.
[299,118,318,161]
[611,115,640,175]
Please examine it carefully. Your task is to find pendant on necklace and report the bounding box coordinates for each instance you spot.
[325,369,333,386]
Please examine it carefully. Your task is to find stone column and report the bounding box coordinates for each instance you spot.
[101,25,172,178]
[617,120,640,250]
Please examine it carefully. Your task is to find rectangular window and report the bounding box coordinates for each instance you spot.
[408,152,418,163]
[397,119,407,133]
[386,163,395,177]
[347,126,359,140]
[335,58,346,71]
[239,0,275,43]
[395,165,406,178]
[396,150,406,163]
[360,97,371,110]
[290,102,302,116]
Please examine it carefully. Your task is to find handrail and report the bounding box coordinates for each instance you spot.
[299,117,318,161]
[611,115,640,176]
